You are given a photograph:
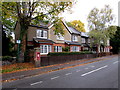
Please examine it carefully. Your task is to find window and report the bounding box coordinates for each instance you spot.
[81,38,85,43]
[84,47,88,50]
[72,35,78,41]
[107,40,110,46]
[56,33,64,40]
[88,39,90,43]
[71,46,79,52]
[54,46,62,52]
[37,29,47,39]
[40,45,52,54]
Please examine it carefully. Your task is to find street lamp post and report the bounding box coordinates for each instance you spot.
[16,40,21,62]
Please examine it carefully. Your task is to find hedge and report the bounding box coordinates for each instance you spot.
[48,51,93,56]
[1,56,16,62]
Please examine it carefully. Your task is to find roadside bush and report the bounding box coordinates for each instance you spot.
[48,51,93,56]
[62,46,70,52]
[1,56,16,62]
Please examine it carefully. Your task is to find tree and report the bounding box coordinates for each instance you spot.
[110,26,120,54]
[87,5,116,52]
[2,1,75,62]
[2,18,16,36]
[2,4,16,56]
[2,29,15,56]
[66,20,86,32]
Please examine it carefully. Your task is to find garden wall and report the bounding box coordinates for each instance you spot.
[41,54,97,66]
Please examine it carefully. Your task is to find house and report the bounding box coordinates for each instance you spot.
[15,21,82,56]
[15,21,111,58]
[80,32,111,53]
[49,21,81,53]
[81,32,90,51]
[99,39,111,53]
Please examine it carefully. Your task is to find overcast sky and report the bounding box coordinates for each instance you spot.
[61,0,119,32]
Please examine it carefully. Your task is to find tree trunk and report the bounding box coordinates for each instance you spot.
[18,21,28,63]
[18,34,27,62]
[97,45,100,53]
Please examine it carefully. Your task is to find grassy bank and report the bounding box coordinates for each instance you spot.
[2,63,35,74]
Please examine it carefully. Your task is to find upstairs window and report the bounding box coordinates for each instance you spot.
[56,33,64,40]
[81,38,85,43]
[88,39,90,43]
[72,35,78,42]
[107,40,110,46]
[37,29,47,39]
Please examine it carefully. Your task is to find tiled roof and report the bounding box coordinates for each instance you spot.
[33,38,55,44]
[67,27,81,35]
[81,32,89,37]
[29,25,48,29]
[65,41,81,45]
[81,43,90,47]
[62,21,81,35]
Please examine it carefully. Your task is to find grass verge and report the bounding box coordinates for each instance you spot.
[1,63,35,74]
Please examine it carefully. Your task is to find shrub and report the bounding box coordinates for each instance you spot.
[48,51,93,56]
[1,56,16,62]
[62,46,70,52]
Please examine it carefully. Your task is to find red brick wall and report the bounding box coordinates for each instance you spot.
[41,54,97,66]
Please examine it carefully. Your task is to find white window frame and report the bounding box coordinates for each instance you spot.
[54,46,62,52]
[40,45,52,54]
[36,29,47,39]
[72,35,78,42]
[88,39,90,43]
[81,38,85,43]
[56,33,64,40]
[107,39,110,46]
[84,47,88,50]
[71,46,79,52]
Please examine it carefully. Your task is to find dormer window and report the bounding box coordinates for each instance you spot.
[36,29,47,39]
[72,35,78,42]
[88,39,90,43]
[56,33,64,40]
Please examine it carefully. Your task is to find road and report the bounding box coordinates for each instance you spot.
[2,55,119,88]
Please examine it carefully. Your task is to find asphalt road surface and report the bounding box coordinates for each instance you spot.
[2,55,119,88]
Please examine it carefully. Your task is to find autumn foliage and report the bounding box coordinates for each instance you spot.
[2,63,35,74]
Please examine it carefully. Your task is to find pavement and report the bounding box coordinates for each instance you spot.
[2,55,117,83]
[2,55,119,88]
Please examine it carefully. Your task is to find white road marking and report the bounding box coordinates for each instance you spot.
[12,89,17,90]
[65,73,72,75]
[51,76,60,80]
[76,70,81,72]
[81,65,108,77]
[113,61,118,64]
[85,68,89,69]
[90,65,95,68]
[30,81,43,86]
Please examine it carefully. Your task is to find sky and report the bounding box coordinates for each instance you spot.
[61,0,119,32]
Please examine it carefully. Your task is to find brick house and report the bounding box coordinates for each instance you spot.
[15,21,82,56]
[49,21,81,53]
[15,21,111,58]
[81,32,90,51]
